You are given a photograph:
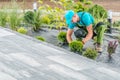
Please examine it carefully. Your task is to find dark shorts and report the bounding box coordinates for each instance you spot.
[74,22,105,39]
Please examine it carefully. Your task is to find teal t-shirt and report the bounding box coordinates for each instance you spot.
[68,12,94,29]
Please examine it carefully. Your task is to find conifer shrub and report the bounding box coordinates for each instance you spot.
[69,40,83,53]
[83,48,98,60]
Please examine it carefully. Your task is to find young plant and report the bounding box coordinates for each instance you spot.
[17,27,27,34]
[8,0,23,31]
[83,48,98,60]
[0,10,7,27]
[8,11,22,30]
[57,31,67,44]
[36,36,45,42]
[33,10,43,31]
[24,11,34,24]
[69,40,83,53]
[24,10,43,32]
[107,41,118,59]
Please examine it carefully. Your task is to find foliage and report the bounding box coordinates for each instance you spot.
[36,36,45,41]
[37,0,92,30]
[113,20,120,27]
[33,10,43,31]
[47,6,65,30]
[7,0,23,31]
[41,15,51,24]
[73,0,92,12]
[17,27,27,34]
[0,10,7,27]
[107,41,118,59]
[83,48,98,60]
[69,40,83,53]
[8,10,23,31]
[57,31,67,43]
[88,4,107,22]
[24,10,43,32]
[51,0,74,10]
[24,11,34,24]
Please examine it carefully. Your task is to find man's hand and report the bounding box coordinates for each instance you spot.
[66,29,73,43]
[82,24,93,44]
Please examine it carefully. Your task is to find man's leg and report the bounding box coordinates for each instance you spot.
[95,24,106,52]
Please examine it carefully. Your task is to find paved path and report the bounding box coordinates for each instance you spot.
[0,27,120,80]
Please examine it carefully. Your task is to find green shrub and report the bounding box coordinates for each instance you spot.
[33,10,43,31]
[88,4,107,20]
[24,11,34,24]
[17,27,27,34]
[83,48,98,60]
[57,31,67,43]
[7,0,23,31]
[36,36,45,41]
[24,10,43,32]
[69,40,83,53]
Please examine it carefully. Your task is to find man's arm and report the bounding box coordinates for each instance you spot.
[66,29,73,43]
[82,24,93,44]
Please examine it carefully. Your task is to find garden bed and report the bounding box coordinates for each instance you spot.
[26,27,120,69]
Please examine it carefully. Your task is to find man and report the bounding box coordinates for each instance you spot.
[64,10,106,52]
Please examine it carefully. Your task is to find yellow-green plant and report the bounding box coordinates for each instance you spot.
[41,15,51,25]
[36,36,45,42]
[74,0,92,12]
[47,5,65,31]
[83,48,98,60]
[17,27,27,34]
[69,40,83,53]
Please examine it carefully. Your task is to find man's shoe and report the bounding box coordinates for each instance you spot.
[95,43,102,53]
